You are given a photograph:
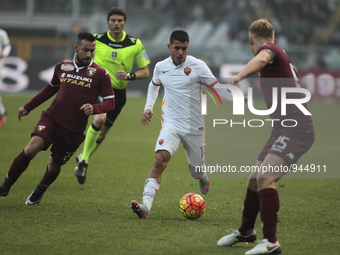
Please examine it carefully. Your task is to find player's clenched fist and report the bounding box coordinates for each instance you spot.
[80,103,93,115]
[141,109,153,126]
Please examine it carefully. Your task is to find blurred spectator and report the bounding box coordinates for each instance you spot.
[286,11,303,44]
[0,28,11,128]
[311,57,328,70]
[157,0,171,12]
[300,20,314,44]
[328,24,340,46]
[227,8,244,41]
[172,0,189,27]
[202,1,215,22]
[68,23,82,60]
[150,0,338,46]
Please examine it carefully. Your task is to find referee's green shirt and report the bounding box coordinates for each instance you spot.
[94,31,150,90]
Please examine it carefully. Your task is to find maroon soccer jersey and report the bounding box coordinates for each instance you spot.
[30,60,114,132]
[257,43,314,133]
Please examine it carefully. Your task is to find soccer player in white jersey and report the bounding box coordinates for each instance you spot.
[130,30,234,219]
[0,28,11,127]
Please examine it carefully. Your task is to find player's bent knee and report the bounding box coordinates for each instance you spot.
[23,148,36,158]
[93,120,105,129]
[97,126,110,143]
[47,157,61,174]
[247,177,258,191]
[48,165,61,174]
[24,136,45,158]
[256,177,276,190]
[153,157,167,169]
[93,115,106,129]
[153,151,170,170]
[24,145,41,158]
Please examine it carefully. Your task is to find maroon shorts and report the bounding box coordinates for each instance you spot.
[32,114,85,165]
[258,129,315,165]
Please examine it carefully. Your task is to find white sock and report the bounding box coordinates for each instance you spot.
[0,96,5,115]
[142,178,160,211]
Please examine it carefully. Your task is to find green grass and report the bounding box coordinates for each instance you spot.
[0,94,339,255]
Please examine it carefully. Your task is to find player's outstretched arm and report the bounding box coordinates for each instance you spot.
[235,50,272,80]
[141,109,153,126]
[142,81,160,126]
[22,84,60,115]
[18,107,29,121]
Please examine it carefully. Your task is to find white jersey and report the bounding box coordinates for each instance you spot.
[152,55,218,135]
[0,29,11,58]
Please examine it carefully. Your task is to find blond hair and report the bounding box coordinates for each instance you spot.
[249,19,274,40]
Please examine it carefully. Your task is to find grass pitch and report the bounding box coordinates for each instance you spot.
[0,94,339,255]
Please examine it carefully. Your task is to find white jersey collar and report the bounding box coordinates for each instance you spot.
[73,59,93,72]
[170,56,189,68]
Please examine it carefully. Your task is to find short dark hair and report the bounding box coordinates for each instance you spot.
[107,7,127,21]
[75,31,95,46]
[170,30,189,44]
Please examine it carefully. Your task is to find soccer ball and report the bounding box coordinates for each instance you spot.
[179,193,205,220]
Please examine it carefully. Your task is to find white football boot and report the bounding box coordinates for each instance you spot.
[130,200,149,219]
[217,229,257,247]
[245,239,281,254]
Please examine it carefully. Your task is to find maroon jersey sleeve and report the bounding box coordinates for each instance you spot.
[92,70,115,114]
[92,97,115,114]
[97,69,114,100]
[257,43,294,79]
[23,63,62,112]
[50,63,62,86]
[24,84,59,112]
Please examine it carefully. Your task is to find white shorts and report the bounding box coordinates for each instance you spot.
[154,123,205,167]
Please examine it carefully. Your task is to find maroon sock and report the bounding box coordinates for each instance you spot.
[259,188,280,243]
[238,189,260,235]
[39,167,61,189]
[4,150,32,186]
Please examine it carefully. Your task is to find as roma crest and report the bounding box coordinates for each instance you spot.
[87,67,97,77]
[184,67,191,76]
[159,139,164,145]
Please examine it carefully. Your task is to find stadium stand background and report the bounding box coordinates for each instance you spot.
[1,0,340,94]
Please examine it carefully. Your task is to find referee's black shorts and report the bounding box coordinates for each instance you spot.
[104,88,127,127]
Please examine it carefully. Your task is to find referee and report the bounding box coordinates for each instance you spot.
[74,7,150,184]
